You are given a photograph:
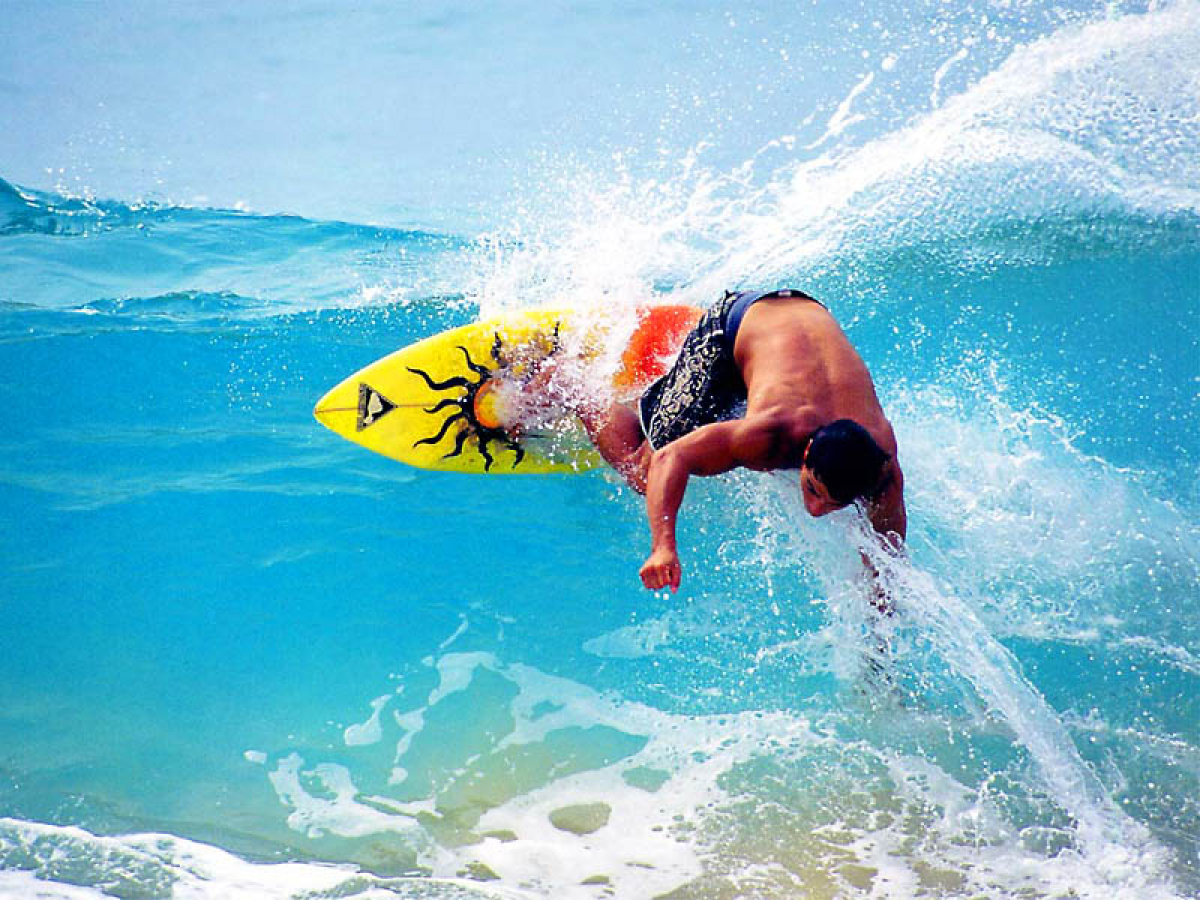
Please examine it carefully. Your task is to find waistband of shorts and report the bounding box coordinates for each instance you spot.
[722,289,823,356]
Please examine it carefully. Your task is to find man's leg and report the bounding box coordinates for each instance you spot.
[580,400,651,493]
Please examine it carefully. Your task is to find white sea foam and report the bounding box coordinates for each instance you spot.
[8,615,1188,898]
[344,694,392,747]
[0,817,522,900]
[250,643,1191,898]
[266,753,427,843]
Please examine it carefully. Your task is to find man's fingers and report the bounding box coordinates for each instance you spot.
[640,555,682,592]
[647,568,679,591]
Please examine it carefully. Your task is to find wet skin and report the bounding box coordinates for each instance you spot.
[581,295,907,592]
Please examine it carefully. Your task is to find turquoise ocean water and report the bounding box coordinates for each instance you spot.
[1,2,1198,897]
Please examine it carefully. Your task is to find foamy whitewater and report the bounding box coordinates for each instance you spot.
[1,2,1198,898]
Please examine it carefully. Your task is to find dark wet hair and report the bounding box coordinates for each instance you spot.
[805,419,889,505]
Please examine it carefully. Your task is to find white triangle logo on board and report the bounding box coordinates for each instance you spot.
[357,383,397,431]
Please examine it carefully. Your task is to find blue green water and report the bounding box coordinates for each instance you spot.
[1,2,1198,898]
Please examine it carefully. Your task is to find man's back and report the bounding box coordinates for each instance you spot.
[735,295,897,460]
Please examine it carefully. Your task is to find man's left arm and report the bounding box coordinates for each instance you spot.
[860,462,906,615]
[868,460,906,548]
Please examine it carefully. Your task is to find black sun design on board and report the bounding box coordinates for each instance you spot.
[405,328,560,471]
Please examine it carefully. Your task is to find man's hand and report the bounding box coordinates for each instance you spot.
[640,547,682,592]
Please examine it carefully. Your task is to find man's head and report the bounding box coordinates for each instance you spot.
[799,419,889,517]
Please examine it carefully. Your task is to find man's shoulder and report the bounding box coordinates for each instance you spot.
[867,416,900,459]
[735,407,821,468]
[744,404,822,436]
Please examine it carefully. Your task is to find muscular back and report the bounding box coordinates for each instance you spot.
[733,295,897,459]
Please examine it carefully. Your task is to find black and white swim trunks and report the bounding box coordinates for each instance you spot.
[637,289,822,449]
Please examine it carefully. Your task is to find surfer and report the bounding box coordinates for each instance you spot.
[579,289,906,592]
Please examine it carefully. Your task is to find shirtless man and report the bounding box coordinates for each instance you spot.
[580,289,906,592]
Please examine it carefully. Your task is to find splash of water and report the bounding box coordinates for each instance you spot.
[466,2,1200,311]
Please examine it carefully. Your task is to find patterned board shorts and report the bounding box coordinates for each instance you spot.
[637,290,746,450]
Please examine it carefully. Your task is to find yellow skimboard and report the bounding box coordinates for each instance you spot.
[313,305,702,474]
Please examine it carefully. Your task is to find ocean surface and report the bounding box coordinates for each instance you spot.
[1,2,1198,898]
